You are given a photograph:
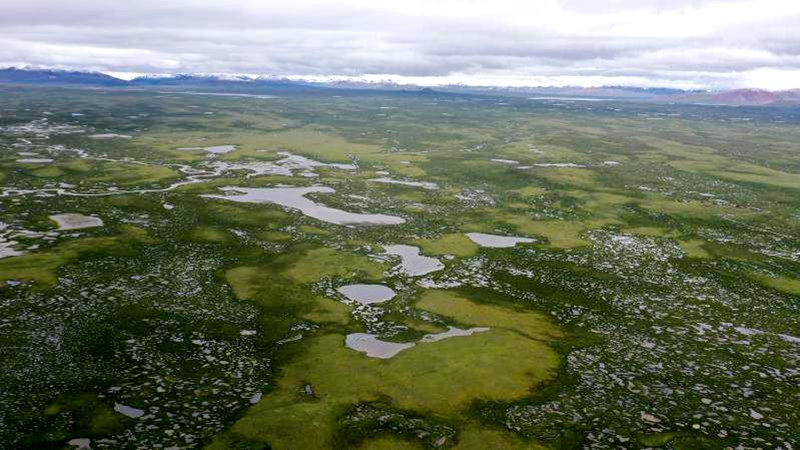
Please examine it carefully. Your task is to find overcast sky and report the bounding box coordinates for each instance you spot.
[2,0,799,90]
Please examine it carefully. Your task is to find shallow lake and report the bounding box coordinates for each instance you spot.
[383,244,444,276]
[50,213,104,230]
[114,403,144,418]
[178,144,237,154]
[368,177,439,190]
[346,326,491,358]
[337,284,396,305]
[420,326,490,342]
[203,186,406,225]
[90,133,132,139]
[16,158,53,163]
[345,333,415,359]
[466,232,535,248]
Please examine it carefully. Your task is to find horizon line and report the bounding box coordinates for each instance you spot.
[4,65,795,93]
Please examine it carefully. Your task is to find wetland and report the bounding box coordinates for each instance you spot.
[0,84,798,450]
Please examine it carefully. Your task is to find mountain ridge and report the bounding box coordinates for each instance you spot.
[2,67,798,106]
[0,67,129,86]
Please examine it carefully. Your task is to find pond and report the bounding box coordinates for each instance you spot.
[383,244,444,276]
[337,284,396,305]
[203,186,406,225]
[466,232,535,248]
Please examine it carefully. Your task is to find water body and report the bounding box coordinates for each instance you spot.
[2,172,213,198]
[67,438,91,449]
[466,232,536,248]
[337,284,396,305]
[345,333,415,359]
[0,222,39,259]
[1,158,235,199]
[178,144,237,154]
[114,403,145,418]
[0,234,25,259]
[368,177,439,190]
[383,244,444,276]
[209,160,292,178]
[209,152,356,179]
[490,158,519,164]
[420,326,490,342]
[16,158,54,163]
[276,152,356,172]
[205,145,237,154]
[0,240,23,259]
[49,213,104,230]
[90,133,132,139]
[203,186,405,225]
[532,163,586,168]
[1,119,84,135]
[3,137,245,199]
[346,326,491,359]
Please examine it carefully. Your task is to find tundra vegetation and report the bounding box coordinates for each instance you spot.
[0,85,798,449]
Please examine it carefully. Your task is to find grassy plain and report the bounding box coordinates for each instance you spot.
[0,85,798,450]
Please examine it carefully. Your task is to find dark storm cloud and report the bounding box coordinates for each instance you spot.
[1,0,799,89]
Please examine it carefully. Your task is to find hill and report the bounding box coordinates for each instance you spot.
[0,67,129,86]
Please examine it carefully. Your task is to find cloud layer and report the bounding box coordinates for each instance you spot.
[2,0,799,89]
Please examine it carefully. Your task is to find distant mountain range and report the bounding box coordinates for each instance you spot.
[2,67,799,106]
[0,68,325,93]
[0,67,129,86]
[675,88,800,105]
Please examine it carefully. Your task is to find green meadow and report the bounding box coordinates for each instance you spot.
[0,85,798,449]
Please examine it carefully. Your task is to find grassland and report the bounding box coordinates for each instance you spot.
[210,290,561,449]
[0,84,798,450]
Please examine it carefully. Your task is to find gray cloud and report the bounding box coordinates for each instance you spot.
[1,0,799,89]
